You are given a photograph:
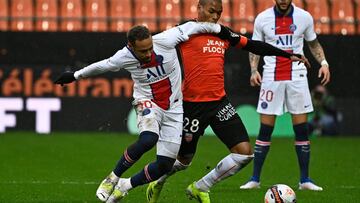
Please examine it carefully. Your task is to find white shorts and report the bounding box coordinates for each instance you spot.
[135,100,183,159]
[256,80,313,115]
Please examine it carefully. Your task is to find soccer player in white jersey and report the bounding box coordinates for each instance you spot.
[53,22,224,202]
[240,0,330,191]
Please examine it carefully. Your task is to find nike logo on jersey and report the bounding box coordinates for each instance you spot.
[271,26,281,30]
[271,24,297,32]
[304,105,311,108]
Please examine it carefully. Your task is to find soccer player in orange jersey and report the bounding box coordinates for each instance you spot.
[146,0,310,202]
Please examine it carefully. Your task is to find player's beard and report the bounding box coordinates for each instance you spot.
[142,56,152,63]
[275,2,292,14]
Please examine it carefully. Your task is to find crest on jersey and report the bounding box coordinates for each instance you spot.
[289,24,297,32]
[184,132,193,142]
[261,101,268,109]
[142,108,151,116]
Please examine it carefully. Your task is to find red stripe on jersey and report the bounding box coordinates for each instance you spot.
[275,50,293,81]
[275,16,293,35]
[150,78,172,110]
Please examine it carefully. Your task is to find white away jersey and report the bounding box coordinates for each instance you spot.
[74,22,220,111]
[252,5,317,81]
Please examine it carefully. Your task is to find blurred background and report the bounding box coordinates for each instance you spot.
[0,0,360,136]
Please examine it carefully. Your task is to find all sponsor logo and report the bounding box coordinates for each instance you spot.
[276,35,293,46]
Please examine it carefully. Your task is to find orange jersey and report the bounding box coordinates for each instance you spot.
[179,34,248,102]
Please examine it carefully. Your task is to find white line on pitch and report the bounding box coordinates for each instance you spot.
[0,180,98,185]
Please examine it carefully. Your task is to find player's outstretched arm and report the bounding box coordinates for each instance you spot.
[243,39,311,69]
[54,71,76,86]
[307,39,330,85]
[54,48,126,86]
[54,58,122,86]
[154,21,222,48]
[217,26,310,68]
[290,54,311,69]
[217,25,243,46]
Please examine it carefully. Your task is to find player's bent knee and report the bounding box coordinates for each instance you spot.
[138,131,159,151]
[231,142,253,155]
[157,155,176,174]
[173,159,190,172]
[177,154,194,165]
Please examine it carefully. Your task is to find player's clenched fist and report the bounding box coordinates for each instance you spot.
[54,71,76,85]
[250,70,262,87]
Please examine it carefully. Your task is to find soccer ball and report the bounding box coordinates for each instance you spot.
[264,184,296,203]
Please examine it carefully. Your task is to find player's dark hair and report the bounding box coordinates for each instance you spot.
[127,25,151,45]
[199,0,222,6]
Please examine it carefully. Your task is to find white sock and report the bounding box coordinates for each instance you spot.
[158,159,189,184]
[118,178,133,192]
[109,171,119,183]
[195,153,253,192]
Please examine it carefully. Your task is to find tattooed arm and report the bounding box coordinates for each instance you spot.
[307,39,331,85]
[249,53,262,86]
[307,39,326,64]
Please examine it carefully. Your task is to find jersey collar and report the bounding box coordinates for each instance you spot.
[273,4,294,17]
[126,45,141,61]
[126,45,163,68]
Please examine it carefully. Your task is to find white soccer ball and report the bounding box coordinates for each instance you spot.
[264,184,296,203]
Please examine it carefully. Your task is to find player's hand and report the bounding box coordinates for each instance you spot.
[250,70,262,86]
[217,25,240,46]
[54,71,76,86]
[290,54,311,69]
[318,65,330,86]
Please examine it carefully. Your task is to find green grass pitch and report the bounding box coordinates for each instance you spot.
[0,132,359,202]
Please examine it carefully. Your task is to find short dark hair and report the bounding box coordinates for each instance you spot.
[127,25,151,45]
[199,0,222,6]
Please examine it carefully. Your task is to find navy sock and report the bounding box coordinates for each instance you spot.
[113,131,158,177]
[293,123,310,182]
[252,123,274,182]
[130,155,175,187]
